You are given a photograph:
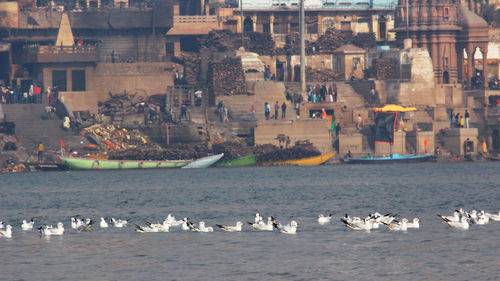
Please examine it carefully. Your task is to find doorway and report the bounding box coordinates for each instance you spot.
[52,70,67,91]
[493,129,500,152]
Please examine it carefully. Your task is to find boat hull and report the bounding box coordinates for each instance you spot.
[261,153,335,166]
[215,155,257,167]
[60,156,192,170]
[343,154,436,164]
[182,153,224,169]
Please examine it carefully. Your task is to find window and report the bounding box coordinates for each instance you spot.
[72,70,86,91]
[52,70,67,91]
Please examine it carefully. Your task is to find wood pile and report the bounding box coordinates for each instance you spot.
[256,141,321,162]
[98,92,165,117]
[208,57,247,96]
[182,56,201,86]
[212,141,254,161]
[352,33,377,50]
[316,28,353,54]
[245,32,275,56]
[108,144,210,160]
[198,30,237,52]
[306,67,341,82]
[374,58,398,80]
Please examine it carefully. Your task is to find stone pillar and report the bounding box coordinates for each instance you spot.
[431,34,439,76]
[270,14,274,34]
[467,46,474,89]
[482,46,488,88]
[252,15,257,33]
[450,42,458,83]
[457,46,464,84]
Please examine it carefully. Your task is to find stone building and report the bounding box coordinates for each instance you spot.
[232,0,398,44]
[393,0,489,88]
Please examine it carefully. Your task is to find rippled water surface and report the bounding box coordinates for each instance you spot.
[2,162,500,280]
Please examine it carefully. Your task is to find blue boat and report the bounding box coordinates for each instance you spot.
[342,153,436,164]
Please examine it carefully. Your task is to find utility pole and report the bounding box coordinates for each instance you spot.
[300,0,306,95]
[240,0,244,49]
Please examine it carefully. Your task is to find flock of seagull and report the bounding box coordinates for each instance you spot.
[1,209,499,239]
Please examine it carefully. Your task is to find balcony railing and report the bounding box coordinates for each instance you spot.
[173,15,219,24]
[24,45,99,63]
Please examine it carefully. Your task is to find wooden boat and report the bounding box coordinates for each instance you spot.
[28,163,68,172]
[60,156,193,170]
[215,155,257,167]
[342,153,436,164]
[261,152,336,167]
[182,153,224,169]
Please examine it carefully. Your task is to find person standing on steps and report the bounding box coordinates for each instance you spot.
[274,101,279,120]
[264,102,270,120]
[37,142,44,163]
[281,102,287,119]
[465,110,470,128]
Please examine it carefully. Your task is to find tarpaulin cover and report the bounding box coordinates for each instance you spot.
[375,112,397,144]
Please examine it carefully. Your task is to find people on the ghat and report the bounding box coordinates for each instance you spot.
[37,142,44,163]
[250,104,256,121]
[465,110,470,128]
[356,114,363,129]
[264,102,270,120]
[286,136,291,149]
[459,115,465,128]
[180,103,187,120]
[281,102,287,119]
[449,110,454,128]
[274,101,279,120]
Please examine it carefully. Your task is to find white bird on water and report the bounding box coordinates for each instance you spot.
[248,217,274,231]
[100,218,109,228]
[443,216,469,230]
[437,211,460,223]
[111,218,130,228]
[191,221,213,233]
[383,218,408,231]
[485,211,500,221]
[216,221,244,232]
[341,216,375,231]
[0,221,4,229]
[0,225,13,238]
[165,214,184,227]
[39,223,65,236]
[254,213,263,224]
[273,220,298,234]
[21,219,35,230]
[181,218,194,231]
[406,218,420,229]
[317,214,333,224]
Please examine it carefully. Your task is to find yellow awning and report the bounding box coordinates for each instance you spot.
[372,104,418,112]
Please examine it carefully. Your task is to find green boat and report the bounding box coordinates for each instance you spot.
[60,156,193,170]
[214,155,257,167]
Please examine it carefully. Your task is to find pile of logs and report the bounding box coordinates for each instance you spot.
[306,67,341,82]
[351,33,377,50]
[279,32,315,55]
[212,141,254,161]
[182,56,201,86]
[256,141,321,162]
[208,57,247,96]
[98,91,147,116]
[316,28,353,54]
[199,30,237,52]
[245,32,275,56]
[108,144,210,160]
[374,58,398,80]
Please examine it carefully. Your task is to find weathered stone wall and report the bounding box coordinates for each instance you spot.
[254,119,333,155]
[375,131,406,156]
[339,134,363,156]
[0,2,18,28]
[441,128,478,156]
[407,131,435,155]
[59,91,98,114]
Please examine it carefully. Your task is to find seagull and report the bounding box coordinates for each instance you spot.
[383,218,408,231]
[273,220,298,234]
[476,211,489,225]
[77,220,93,232]
[165,214,183,226]
[317,214,333,224]
[135,224,159,233]
[0,225,13,238]
[485,211,500,221]
[145,220,170,232]
[254,213,263,224]
[371,212,397,224]
[100,218,109,228]
[406,218,420,229]
[216,221,244,232]
[39,223,65,236]
[181,218,194,231]
[248,217,274,231]
[0,221,5,229]
[111,218,130,228]
[191,221,213,233]
[71,217,84,229]
[341,216,374,231]
[444,216,469,230]
[21,219,35,231]
[437,211,460,223]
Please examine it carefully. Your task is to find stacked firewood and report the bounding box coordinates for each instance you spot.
[199,30,237,52]
[108,144,210,160]
[81,124,156,151]
[277,32,315,55]
[212,141,254,161]
[256,141,321,162]
[245,32,275,56]
[306,67,341,82]
[182,56,201,86]
[351,33,377,50]
[374,58,398,80]
[208,57,247,96]
[98,91,147,116]
[316,28,353,54]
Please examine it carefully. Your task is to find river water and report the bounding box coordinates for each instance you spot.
[1,162,500,280]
